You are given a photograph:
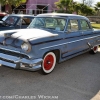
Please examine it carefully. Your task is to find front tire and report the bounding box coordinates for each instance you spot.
[42,52,56,74]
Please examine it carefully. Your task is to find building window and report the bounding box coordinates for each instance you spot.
[36,5,48,14]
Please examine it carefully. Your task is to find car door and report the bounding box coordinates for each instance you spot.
[61,19,85,58]
[79,19,94,49]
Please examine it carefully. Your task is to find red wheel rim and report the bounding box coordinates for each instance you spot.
[43,54,54,70]
[94,46,97,51]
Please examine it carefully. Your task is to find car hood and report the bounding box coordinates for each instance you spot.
[2,28,58,40]
[0,29,59,47]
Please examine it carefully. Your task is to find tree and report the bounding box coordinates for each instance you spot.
[95,2,100,15]
[55,0,95,15]
[84,6,95,15]
[79,3,95,15]
[81,0,86,5]
[81,0,94,6]
[96,2,100,7]
[73,2,95,15]
[85,0,94,7]
[0,0,26,13]
[73,2,81,14]
[55,0,73,13]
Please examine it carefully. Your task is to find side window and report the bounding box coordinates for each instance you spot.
[67,19,79,31]
[22,17,31,25]
[17,18,31,26]
[45,18,57,28]
[45,18,66,31]
[80,20,90,30]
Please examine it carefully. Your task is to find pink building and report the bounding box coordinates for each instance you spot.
[26,0,58,15]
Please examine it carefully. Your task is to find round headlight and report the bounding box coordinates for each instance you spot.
[21,43,31,52]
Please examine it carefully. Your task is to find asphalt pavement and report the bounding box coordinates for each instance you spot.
[0,49,100,100]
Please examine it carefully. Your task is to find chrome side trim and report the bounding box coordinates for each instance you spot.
[40,35,100,50]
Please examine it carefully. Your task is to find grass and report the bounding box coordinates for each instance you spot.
[91,23,100,29]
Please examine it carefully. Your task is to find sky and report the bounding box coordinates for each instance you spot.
[74,0,100,6]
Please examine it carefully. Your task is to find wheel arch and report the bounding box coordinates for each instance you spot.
[43,49,60,63]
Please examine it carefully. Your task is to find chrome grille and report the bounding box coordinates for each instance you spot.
[0,48,29,59]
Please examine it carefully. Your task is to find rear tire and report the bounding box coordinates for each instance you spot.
[90,45,99,54]
[42,52,56,74]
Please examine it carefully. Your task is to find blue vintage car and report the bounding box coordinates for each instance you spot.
[0,13,100,74]
[0,14,34,31]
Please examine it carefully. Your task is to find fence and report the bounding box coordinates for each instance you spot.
[87,16,100,23]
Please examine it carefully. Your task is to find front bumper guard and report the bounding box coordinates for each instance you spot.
[0,53,42,71]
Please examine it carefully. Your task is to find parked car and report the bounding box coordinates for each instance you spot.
[0,13,100,74]
[0,12,7,21]
[0,14,34,30]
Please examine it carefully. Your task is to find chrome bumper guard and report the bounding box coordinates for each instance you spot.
[0,53,42,71]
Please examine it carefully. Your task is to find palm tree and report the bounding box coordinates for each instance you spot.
[96,2,100,7]
[0,0,25,13]
[79,3,95,16]
[55,0,73,13]
[73,2,81,14]
[95,2,100,15]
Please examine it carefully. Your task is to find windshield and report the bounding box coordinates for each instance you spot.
[2,16,18,25]
[28,17,66,31]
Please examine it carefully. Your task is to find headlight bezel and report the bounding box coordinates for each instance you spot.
[21,42,31,52]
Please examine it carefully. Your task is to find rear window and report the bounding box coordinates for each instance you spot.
[80,20,90,30]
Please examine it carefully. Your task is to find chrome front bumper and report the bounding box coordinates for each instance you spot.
[0,53,42,71]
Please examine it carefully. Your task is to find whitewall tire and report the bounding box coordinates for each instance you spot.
[42,52,56,74]
[92,45,99,54]
[90,45,99,54]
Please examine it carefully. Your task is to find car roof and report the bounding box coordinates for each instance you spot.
[8,14,34,17]
[37,13,88,20]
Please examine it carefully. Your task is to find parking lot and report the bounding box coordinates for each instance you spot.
[0,49,100,100]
